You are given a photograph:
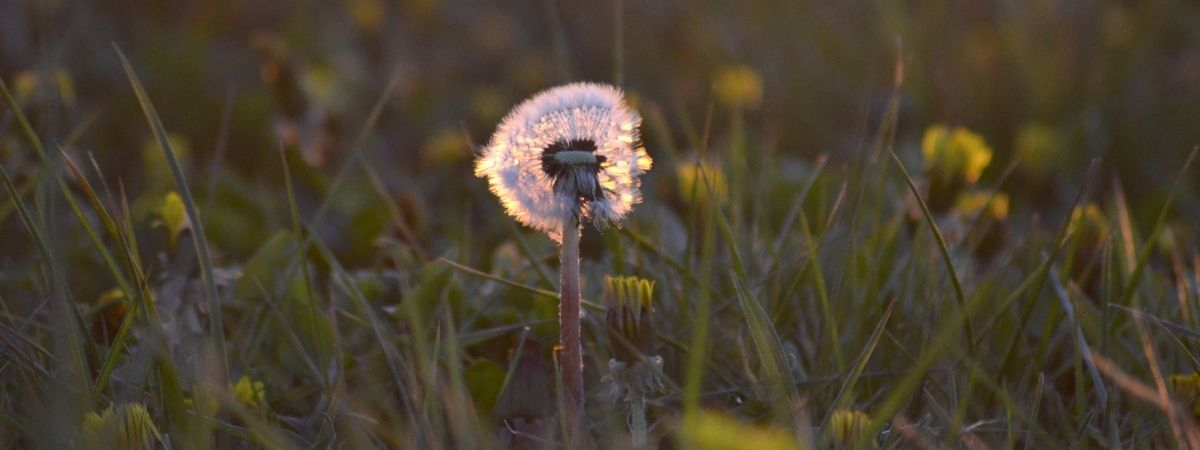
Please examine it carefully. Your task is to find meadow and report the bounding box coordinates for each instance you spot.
[2,1,1200,448]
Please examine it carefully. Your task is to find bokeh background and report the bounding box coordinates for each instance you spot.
[4,1,1199,256]
[3,1,1200,447]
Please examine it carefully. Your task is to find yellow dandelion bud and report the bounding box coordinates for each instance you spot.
[604,275,657,364]
[156,191,191,249]
[827,409,875,449]
[81,403,161,450]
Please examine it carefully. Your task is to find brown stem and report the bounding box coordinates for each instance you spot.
[559,213,585,441]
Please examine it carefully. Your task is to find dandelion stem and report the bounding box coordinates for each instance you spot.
[631,396,647,450]
[560,212,586,440]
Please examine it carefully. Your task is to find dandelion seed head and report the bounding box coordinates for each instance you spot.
[476,82,651,241]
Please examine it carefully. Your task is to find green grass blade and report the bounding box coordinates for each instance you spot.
[115,46,228,380]
[888,148,976,351]
[798,203,844,370]
[0,77,137,322]
[507,219,555,289]
[1,162,91,440]
[310,69,402,227]
[993,159,1099,377]
[852,277,991,450]
[438,257,604,311]
[1116,147,1197,308]
[825,297,896,421]
[308,227,417,412]
[0,169,37,224]
[278,144,328,389]
[732,274,797,421]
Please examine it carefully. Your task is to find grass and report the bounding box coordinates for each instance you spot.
[3,2,1200,449]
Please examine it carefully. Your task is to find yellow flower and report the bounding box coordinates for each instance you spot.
[922,125,992,183]
[81,403,161,450]
[681,411,802,450]
[827,409,875,449]
[921,125,993,213]
[232,375,267,408]
[714,65,764,108]
[156,191,191,250]
[956,192,1010,221]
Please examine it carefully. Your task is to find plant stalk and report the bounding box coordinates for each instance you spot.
[560,213,585,440]
[631,396,647,450]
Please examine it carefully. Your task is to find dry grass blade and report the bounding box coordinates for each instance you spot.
[1116,147,1198,308]
[1089,351,1200,448]
[1133,307,1200,449]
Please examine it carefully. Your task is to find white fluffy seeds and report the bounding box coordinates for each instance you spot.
[475,82,652,241]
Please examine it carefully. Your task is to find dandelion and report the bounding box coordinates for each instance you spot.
[475,82,651,240]
[826,409,875,449]
[81,403,162,450]
[921,124,992,213]
[475,82,652,434]
[603,275,663,450]
[231,375,267,408]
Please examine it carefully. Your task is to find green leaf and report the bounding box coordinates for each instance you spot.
[235,230,304,300]
[464,359,506,416]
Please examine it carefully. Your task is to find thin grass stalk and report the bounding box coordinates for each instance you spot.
[278,144,328,391]
[1,164,89,445]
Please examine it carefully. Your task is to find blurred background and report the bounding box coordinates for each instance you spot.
[4,2,1200,447]
[2,0,1199,282]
